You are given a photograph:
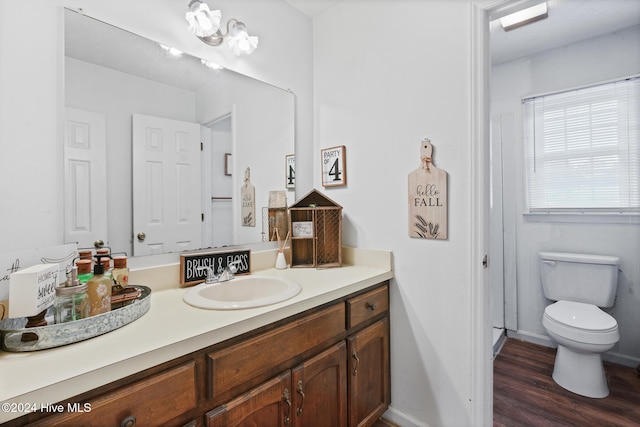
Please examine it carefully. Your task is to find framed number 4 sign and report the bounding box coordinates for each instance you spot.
[321,145,347,187]
[285,154,295,189]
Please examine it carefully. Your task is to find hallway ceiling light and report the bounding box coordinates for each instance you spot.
[186,0,258,55]
[500,2,548,31]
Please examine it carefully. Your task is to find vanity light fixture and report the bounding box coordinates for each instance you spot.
[186,0,258,56]
[500,2,548,31]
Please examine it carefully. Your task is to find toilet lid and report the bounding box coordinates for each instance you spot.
[545,301,617,331]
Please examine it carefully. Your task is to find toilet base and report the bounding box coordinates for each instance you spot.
[552,345,609,398]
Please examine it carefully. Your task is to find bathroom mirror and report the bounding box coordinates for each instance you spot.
[64,9,295,256]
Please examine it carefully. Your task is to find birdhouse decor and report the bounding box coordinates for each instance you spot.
[289,189,342,268]
[408,138,448,240]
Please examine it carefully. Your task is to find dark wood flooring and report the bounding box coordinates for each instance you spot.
[494,338,640,427]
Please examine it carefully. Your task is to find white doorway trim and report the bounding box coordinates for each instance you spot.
[470,1,498,425]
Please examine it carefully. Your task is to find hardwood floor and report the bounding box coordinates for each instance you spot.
[494,338,640,427]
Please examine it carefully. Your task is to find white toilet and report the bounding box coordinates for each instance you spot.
[539,252,620,398]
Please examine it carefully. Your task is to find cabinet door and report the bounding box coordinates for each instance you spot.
[206,371,293,427]
[347,318,390,427]
[292,342,347,427]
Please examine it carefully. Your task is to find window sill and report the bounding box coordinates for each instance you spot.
[524,212,640,225]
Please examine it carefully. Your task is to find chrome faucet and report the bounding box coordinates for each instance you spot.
[197,266,218,284]
[197,261,242,284]
[217,260,242,282]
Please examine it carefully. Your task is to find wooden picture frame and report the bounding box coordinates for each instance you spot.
[224,153,232,176]
[321,145,347,187]
[285,154,295,189]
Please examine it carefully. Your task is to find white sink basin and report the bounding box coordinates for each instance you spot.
[183,275,302,310]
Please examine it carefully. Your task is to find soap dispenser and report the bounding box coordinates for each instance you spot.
[87,255,112,316]
[54,266,89,323]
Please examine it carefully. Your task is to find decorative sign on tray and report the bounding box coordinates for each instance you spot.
[321,145,347,187]
[408,138,448,240]
[180,249,251,287]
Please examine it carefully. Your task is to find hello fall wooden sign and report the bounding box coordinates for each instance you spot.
[408,138,448,240]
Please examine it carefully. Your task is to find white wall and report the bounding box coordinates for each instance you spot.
[314,1,488,425]
[491,26,640,366]
[0,0,313,254]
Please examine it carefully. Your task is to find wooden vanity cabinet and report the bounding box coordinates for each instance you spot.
[9,282,389,427]
[291,342,348,427]
[206,342,348,427]
[348,319,390,427]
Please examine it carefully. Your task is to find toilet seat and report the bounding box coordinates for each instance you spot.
[543,301,619,345]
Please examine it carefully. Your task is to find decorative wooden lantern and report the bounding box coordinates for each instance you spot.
[289,189,342,268]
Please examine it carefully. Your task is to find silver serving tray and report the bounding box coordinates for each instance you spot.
[0,286,151,352]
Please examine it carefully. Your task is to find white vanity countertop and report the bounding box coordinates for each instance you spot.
[0,247,392,423]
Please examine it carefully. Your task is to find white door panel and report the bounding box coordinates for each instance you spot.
[133,114,201,256]
[64,107,107,249]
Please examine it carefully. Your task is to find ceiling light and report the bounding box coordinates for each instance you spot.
[159,44,183,56]
[201,59,224,70]
[500,2,548,31]
[186,0,258,55]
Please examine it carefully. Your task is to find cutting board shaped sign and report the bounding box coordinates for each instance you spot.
[408,139,448,240]
[241,167,256,227]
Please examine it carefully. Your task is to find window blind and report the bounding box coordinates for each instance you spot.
[523,77,640,213]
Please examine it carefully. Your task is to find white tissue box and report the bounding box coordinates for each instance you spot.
[9,263,59,318]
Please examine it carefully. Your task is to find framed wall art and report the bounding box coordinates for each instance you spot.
[285,154,295,189]
[321,145,347,187]
[224,153,232,176]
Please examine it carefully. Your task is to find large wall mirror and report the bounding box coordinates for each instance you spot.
[64,9,295,257]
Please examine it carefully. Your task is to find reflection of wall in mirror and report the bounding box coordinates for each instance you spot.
[196,71,296,246]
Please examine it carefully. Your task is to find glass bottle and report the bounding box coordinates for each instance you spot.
[54,267,89,323]
[86,257,112,316]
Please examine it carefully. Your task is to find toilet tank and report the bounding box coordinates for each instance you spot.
[539,252,619,307]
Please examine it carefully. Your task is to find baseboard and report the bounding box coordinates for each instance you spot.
[506,329,554,348]
[383,406,430,427]
[506,329,640,369]
[603,350,640,368]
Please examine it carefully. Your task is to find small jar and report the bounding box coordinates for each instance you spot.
[112,256,129,290]
[100,256,112,279]
[78,250,93,267]
[54,284,89,323]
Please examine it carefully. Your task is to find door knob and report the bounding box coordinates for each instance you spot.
[93,240,104,248]
[137,232,146,242]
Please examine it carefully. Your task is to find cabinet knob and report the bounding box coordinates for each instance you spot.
[120,415,136,427]
[366,302,376,311]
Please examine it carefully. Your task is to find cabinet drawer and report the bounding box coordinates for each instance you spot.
[207,303,345,404]
[346,285,388,329]
[32,362,197,427]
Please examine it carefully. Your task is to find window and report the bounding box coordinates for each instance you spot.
[523,77,640,215]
